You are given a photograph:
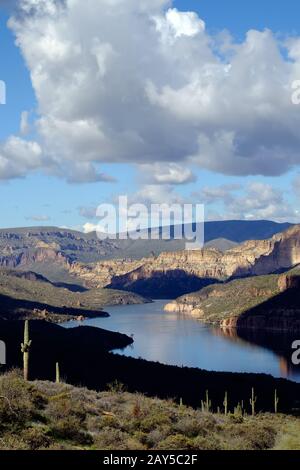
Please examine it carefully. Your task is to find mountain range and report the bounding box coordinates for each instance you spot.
[0,220,292,283]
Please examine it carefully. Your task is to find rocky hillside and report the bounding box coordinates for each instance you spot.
[99,225,300,297]
[0,371,299,450]
[164,270,300,331]
[0,268,146,322]
[0,221,291,283]
[0,223,297,297]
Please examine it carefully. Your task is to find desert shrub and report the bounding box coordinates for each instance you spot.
[123,437,145,450]
[139,412,172,432]
[132,430,148,445]
[226,421,276,450]
[50,416,93,445]
[193,434,225,450]
[94,428,131,450]
[229,414,244,424]
[145,427,170,448]
[156,434,194,450]
[47,396,86,422]
[20,426,51,450]
[0,433,29,450]
[198,414,219,432]
[132,401,142,418]
[173,417,208,438]
[97,414,120,430]
[107,380,126,394]
[246,424,276,450]
[47,395,92,445]
[0,372,37,428]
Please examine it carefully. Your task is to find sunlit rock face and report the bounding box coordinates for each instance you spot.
[99,225,300,297]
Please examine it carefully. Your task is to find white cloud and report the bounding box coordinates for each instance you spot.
[3,0,300,185]
[82,222,98,233]
[0,137,43,180]
[140,163,196,185]
[60,162,116,184]
[154,7,205,43]
[195,184,241,205]
[197,182,299,222]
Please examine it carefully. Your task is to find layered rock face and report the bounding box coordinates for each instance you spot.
[98,225,300,297]
[0,227,117,270]
[278,273,300,292]
[69,259,145,288]
[165,272,300,331]
[1,224,300,297]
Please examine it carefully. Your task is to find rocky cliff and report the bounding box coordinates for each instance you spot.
[0,222,292,282]
[69,259,145,288]
[164,271,300,331]
[0,224,299,297]
[97,225,300,297]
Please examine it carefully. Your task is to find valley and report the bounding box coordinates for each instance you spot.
[0,221,300,441]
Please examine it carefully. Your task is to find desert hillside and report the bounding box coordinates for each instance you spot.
[0,371,298,450]
[165,269,300,331]
[0,268,146,322]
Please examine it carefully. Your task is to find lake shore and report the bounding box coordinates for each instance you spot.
[1,318,300,414]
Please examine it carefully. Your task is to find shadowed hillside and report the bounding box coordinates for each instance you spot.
[0,320,299,414]
[165,269,300,331]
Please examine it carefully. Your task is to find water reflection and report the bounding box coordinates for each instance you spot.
[64,300,300,382]
[218,327,300,382]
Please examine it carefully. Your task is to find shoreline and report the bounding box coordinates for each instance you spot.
[0,318,300,413]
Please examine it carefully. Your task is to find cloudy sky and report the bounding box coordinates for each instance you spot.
[1,0,300,230]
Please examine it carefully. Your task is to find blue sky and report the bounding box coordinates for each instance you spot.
[0,0,300,229]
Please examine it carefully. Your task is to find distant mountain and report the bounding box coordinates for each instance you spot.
[203,220,293,243]
[0,220,293,283]
[92,220,293,259]
[204,238,238,252]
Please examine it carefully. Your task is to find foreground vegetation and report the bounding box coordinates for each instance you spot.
[0,371,299,450]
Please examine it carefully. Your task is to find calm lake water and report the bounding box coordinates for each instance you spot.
[64,300,300,383]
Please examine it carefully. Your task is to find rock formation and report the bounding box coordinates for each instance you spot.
[94,225,300,297]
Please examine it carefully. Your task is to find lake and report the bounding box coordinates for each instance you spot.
[64,300,300,383]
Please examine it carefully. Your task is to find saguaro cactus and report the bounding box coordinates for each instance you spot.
[234,403,243,417]
[274,389,279,414]
[205,390,211,412]
[21,320,32,381]
[223,391,228,415]
[56,362,60,383]
[250,387,257,416]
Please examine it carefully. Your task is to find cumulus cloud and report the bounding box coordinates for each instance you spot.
[140,163,196,185]
[154,7,205,43]
[197,182,299,222]
[2,0,300,189]
[0,136,43,179]
[195,183,241,205]
[82,222,98,234]
[60,162,116,184]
